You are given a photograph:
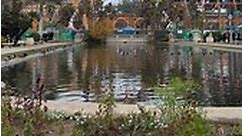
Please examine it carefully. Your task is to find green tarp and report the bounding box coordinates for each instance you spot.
[58,31,76,41]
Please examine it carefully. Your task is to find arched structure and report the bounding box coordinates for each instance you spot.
[113,17,129,29]
[113,16,144,30]
[134,17,144,29]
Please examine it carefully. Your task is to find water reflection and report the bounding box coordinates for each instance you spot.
[1,44,242,106]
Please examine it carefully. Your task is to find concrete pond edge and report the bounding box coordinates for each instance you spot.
[44,101,242,123]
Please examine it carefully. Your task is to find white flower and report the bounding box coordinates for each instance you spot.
[80,121,84,125]
[129,114,133,118]
[82,114,87,118]
[128,119,132,123]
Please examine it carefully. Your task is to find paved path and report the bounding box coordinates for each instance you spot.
[2,41,82,56]
[44,101,241,122]
[172,41,242,51]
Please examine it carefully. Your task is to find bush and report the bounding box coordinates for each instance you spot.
[90,18,114,40]
[31,32,40,41]
[154,30,170,42]
[202,32,210,42]
[212,32,222,42]
[1,36,7,43]
[2,77,241,136]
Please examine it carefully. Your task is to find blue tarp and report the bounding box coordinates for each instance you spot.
[119,26,136,34]
[225,26,242,33]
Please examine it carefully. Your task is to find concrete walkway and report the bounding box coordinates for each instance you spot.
[1,41,82,56]
[173,41,242,51]
[44,101,242,122]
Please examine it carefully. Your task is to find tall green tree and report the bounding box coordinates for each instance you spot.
[136,0,185,32]
[188,0,203,29]
[116,0,139,16]
[1,0,32,44]
[58,4,75,27]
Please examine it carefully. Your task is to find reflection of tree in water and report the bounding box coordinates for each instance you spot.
[45,52,59,90]
[1,44,241,106]
[2,62,32,95]
[56,50,73,86]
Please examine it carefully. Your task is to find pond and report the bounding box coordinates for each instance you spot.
[1,43,242,106]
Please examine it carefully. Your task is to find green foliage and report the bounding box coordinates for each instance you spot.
[2,123,16,136]
[31,32,41,41]
[1,0,32,43]
[1,77,239,136]
[1,36,7,43]
[178,114,212,136]
[116,0,139,16]
[97,91,116,118]
[28,11,39,20]
[233,123,242,136]
[58,120,65,136]
[154,30,170,42]
[59,4,75,26]
[151,77,202,107]
[212,32,223,42]
[24,121,34,136]
[137,0,183,31]
[188,0,204,29]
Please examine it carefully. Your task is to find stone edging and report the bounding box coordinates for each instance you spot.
[44,101,242,122]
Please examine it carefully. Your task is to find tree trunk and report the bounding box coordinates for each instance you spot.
[39,3,44,41]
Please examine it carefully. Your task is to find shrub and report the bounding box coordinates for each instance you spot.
[1,36,7,43]
[154,30,170,42]
[212,32,222,42]
[2,77,240,136]
[31,32,40,41]
[201,32,208,42]
[90,18,114,40]
[42,32,54,42]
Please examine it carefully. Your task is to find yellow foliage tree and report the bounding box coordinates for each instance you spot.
[90,18,113,39]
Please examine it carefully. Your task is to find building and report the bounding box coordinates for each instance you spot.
[174,0,242,30]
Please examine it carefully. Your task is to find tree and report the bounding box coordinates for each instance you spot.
[116,0,139,16]
[188,0,203,29]
[90,18,114,39]
[1,0,32,44]
[135,0,185,33]
[22,0,63,39]
[58,4,75,27]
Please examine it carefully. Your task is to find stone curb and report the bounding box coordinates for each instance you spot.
[44,101,242,122]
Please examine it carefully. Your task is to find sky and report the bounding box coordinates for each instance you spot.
[103,0,122,5]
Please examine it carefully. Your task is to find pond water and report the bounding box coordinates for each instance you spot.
[1,43,242,106]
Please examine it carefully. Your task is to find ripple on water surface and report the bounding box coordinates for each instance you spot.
[1,44,242,106]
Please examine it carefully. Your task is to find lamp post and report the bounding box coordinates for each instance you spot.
[228,14,233,44]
